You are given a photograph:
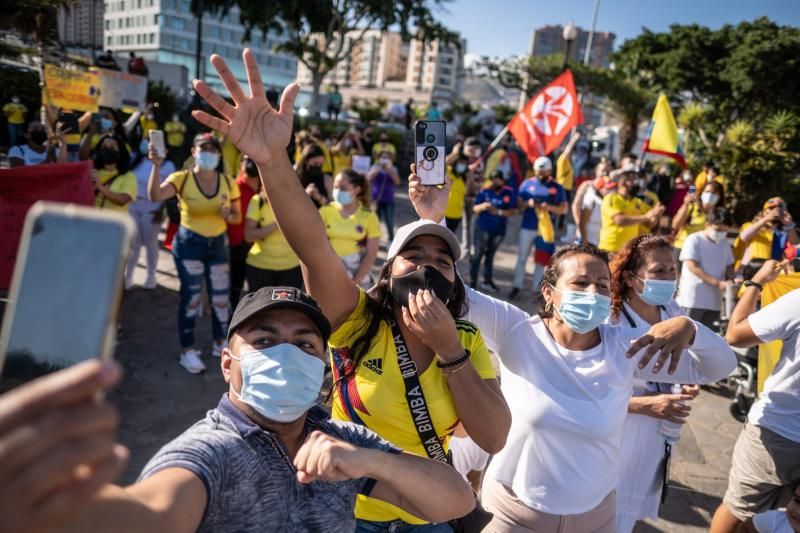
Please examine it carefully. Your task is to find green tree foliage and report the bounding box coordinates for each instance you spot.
[198,0,457,115]
[617,17,800,219]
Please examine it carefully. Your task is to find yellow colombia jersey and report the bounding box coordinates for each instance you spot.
[674,203,707,249]
[165,170,240,237]
[635,190,660,237]
[329,290,496,524]
[95,169,137,213]
[599,192,640,253]
[319,203,380,257]
[445,166,466,219]
[739,221,774,261]
[245,195,300,271]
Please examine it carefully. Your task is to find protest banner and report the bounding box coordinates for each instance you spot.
[96,68,148,111]
[0,162,95,290]
[42,65,100,112]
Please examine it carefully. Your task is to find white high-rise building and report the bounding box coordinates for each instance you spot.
[103,0,297,94]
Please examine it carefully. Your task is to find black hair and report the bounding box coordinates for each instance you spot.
[464,136,481,147]
[93,133,131,174]
[533,243,610,318]
[339,168,370,206]
[343,257,468,377]
[707,207,732,226]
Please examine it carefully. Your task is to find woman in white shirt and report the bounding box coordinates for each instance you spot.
[458,241,735,532]
[608,235,701,532]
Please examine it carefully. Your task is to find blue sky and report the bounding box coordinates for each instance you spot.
[437,0,800,57]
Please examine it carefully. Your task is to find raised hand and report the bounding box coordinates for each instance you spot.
[408,164,452,221]
[402,289,463,362]
[192,49,299,165]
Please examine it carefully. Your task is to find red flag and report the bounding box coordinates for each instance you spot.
[509,69,583,162]
[0,162,94,290]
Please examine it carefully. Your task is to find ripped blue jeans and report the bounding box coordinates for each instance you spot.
[172,226,230,348]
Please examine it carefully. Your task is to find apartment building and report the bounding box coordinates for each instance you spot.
[58,0,104,50]
[103,0,297,94]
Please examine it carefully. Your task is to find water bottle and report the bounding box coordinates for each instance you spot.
[659,384,684,443]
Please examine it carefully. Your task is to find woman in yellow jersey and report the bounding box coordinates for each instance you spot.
[444,153,469,233]
[243,189,302,290]
[599,172,661,254]
[320,169,381,287]
[147,133,242,375]
[331,130,365,176]
[738,197,799,273]
[671,180,724,270]
[92,135,138,214]
[191,53,511,532]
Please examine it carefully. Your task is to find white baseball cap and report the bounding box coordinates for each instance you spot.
[387,220,462,262]
[533,156,552,171]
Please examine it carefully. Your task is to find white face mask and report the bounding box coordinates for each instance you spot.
[230,344,325,423]
[708,229,728,243]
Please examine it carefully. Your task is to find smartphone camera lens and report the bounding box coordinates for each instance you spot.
[426,133,435,143]
[423,146,439,162]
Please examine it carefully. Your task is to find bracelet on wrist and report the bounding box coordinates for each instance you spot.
[442,360,470,378]
[437,350,470,369]
[743,280,763,291]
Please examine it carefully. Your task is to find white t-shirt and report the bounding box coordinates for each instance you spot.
[581,186,603,246]
[748,288,800,443]
[9,144,49,166]
[450,435,490,481]
[753,509,794,533]
[466,288,735,515]
[130,158,176,212]
[677,231,733,311]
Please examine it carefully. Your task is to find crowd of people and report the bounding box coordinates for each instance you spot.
[1,49,799,533]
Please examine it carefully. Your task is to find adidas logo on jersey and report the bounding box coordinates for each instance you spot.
[362,358,383,375]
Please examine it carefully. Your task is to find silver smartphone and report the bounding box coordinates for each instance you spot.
[0,202,135,387]
[149,129,167,159]
[415,120,446,186]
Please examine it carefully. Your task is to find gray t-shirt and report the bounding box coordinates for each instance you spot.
[139,395,400,532]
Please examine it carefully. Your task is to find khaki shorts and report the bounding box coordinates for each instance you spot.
[723,422,800,520]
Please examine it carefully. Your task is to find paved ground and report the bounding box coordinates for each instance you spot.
[114,187,743,531]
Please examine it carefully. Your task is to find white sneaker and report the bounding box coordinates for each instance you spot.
[179,349,206,374]
[143,277,157,289]
[212,340,227,358]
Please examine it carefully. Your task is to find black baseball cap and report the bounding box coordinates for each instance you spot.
[227,287,332,345]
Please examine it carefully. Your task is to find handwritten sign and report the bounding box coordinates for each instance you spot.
[0,162,94,290]
[96,68,148,111]
[351,155,372,176]
[42,65,100,112]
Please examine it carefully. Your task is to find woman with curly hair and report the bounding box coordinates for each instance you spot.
[608,235,701,532]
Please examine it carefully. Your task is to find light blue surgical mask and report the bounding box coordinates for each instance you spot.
[333,188,353,205]
[637,277,677,306]
[550,286,611,334]
[100,118,113,132]
[230,344,325,423]
[701,192,719,206]
[196,151,220,171]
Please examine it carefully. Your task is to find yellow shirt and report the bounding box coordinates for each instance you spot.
[164,120,187,147]
[245,196,300,271]
[330,290,495,523]
[556,152,574,191]
[599,192,640,252]
[694,172,726,193]
[3,102,27,124]
[332,150,354,176]
[319,203,380,257]
[740,221,774,261]
[445,166,466,219]
[95,169,137,213]
[165,170,240,237]
[635,190,660,237]
[139,116,158,139]
[294,141,334,174]
[371,142,396,160]
[674,203,707,249]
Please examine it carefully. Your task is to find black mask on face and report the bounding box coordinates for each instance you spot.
[390,265,455,308]
[30,130,48,145]
[306,165,323,179]
[96,148,119,167]
[245,159,260,177]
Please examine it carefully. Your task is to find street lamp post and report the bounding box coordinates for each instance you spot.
[562,21,578,70]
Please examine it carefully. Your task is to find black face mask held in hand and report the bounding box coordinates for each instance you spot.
[390,265,455,307]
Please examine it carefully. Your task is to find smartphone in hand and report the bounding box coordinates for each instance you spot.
[415,120,446,186]
[149,129,167,159]
[0,203,134,387]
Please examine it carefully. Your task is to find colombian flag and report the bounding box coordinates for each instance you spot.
[642,94,686,168]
